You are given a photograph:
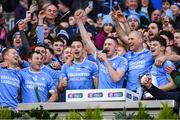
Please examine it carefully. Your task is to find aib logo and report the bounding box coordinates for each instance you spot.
[108,92,123,97]
[68,93,83,98]
[88,92,103,98]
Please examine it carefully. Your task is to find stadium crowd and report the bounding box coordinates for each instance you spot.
[0,0,180,109]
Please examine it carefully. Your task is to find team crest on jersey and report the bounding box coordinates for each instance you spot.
[127,54,132,59]
[32,76,38,81]
[76,68,81,71]
[140,54,144,59]
[111,63,116,68]
[41,77,45,81]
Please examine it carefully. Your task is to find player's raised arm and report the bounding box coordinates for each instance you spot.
[74,9,97,55]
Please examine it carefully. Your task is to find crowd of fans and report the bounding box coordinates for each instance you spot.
[0,0,180,109]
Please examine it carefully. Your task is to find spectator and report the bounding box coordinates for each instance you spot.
[0,13,6,47]
[174,30,180,47]
[62,46,73,64]
[162,0,172,14]
[127,14,141,31]
[161,15,175,33]
[148,22,161,39]
[94,15,113,50]
[151,10,161,23]
[51,38,65,69]
[43,3,58,33]
[11,20,31,59]
[139,0,154,20]
[15,0,29,23]
[97,0,125,15]
[170,4,180,29]
[124,0,150,28]
[56,0,74,23]
[44,47,55,66]
[159,30,174,46]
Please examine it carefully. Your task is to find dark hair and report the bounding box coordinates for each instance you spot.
[174,29,180,33]
[162,0,172,5]
[105,36,119,44]
[35,44,45,48]
[28,51,43,59]
[71,36,84,47]
[138,0,154,16]
[45,46,54,55]
[159,30,174,40]
[151,22,162,31]
[53,37,65,45]
[151,36,167,47]
[167,45,180,55]
[1,47,16,61]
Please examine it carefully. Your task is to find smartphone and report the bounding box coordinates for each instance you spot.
[26,11,31,19]
[88,1,93,8]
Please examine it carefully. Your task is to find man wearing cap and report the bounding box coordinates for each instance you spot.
[94,15,113,50]
[11,31,30,59]
[127,14,141,31]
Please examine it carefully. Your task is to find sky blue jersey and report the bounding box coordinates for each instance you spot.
[151,60,175,87]
[41,65,61,85]
[60,58,98,90]
[20,61,60,86]
[0,67,21,108]
[97,55,128,89]
[19,67,56,103]
[124,48,154,92]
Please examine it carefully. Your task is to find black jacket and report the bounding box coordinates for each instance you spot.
[148,85,180,104]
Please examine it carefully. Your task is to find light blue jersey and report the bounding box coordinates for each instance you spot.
[124,48,154,92]
[20,61,60,86]
[98,55,128,89]
[20,68,56,103]
[0,67,21,108]
[151,60,175,87]
[41,65,60,85]
[61,58,98,90]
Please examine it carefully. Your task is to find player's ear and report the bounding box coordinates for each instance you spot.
[28,58,32,64]
[160,46,166,52]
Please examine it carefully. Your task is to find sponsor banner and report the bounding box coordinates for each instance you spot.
[66,89,140,102]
